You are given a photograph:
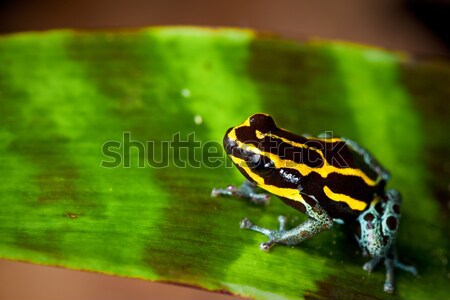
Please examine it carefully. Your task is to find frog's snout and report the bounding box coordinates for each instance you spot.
[224,127,237,155]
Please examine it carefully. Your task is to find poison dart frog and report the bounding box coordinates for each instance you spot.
[212,113,417,293]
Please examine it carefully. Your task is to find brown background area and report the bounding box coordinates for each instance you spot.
[0,0,449,55]
[0,1,448,299]
[0,260,237,300]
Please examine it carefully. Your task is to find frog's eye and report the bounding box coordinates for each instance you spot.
[251,154,261,165]
[246,153,275,174]
[223,127,238,155]
[249,114,277,133]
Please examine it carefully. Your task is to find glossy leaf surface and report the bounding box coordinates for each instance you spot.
[0,27,448,299]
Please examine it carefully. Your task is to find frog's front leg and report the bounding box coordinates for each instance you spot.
[241,198,333,250]
[211,180,271,205]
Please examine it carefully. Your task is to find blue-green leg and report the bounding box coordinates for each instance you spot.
[357,189,417,293]
[383,246,418,293]
[384,252,395,293]
[342,137,390,181]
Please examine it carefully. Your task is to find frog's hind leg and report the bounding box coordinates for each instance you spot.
[316,133,389,181]
[383,190,417,274]
[357,190,417,293]
[383,246,418,293]
[342,137,390,181]
[382,191,417,292]
[357,190,401,264]
[317,131,334,139]
[240,196,333,251]
[211,180,270,205]
[384,250,395,293]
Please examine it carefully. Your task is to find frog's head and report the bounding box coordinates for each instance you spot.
[223,113,278,183]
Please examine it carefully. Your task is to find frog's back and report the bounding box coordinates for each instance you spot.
[225,113,387,220]
[291,135,387,219]
[254,128,387,219]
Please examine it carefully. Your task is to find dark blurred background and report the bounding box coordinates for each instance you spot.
[0,1,449,299]
[0,0,449,55]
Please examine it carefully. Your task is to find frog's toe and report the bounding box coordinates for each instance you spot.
[260,240,275,251]
[362,257,382,273]
[248,192,271,205]
[212,182,271,204]
[405,266,418,276]
[210,188,219,197]
[395,260,418,276]
[240,217,253,229]
[362,262,374,273]
[384,282,394,294]
[240,218,272,236]
[277,215,287,231]
[238,180,271,204]
[211,185,238,197]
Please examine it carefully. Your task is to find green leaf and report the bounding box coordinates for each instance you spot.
[0,27,448,300]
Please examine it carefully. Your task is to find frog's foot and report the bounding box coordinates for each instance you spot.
[362,256,382,273]
[240,216,288,251]
[383,256,418,294]
[394,259,418,276]
[211,180,270,205]
[362,255,418,294]
[241,203,333,251]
